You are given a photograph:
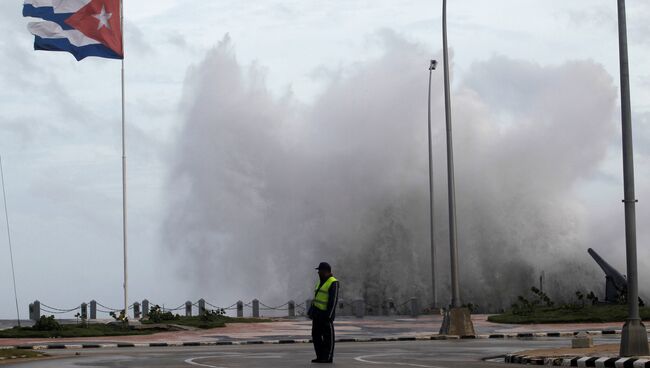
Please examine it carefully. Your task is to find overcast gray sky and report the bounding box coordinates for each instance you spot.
[1,1,650,318]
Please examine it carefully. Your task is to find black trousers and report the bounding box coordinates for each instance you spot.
[312,314,335,361]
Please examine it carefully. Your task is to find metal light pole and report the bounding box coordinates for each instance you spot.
[442,0,460,309]
[617,0,649,357]
[438,0,475,337]
[428,59,438,309]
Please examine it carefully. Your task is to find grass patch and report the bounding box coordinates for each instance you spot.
[488,304,650,324]
[0,313,274,338]
[0,349,45,359]
[142,315,271,329]
[0,324,167,339]
[141,305,272,329]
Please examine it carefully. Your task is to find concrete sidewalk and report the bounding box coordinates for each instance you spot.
[0,315,634,348]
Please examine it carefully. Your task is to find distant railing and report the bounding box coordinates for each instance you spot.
[28,297,430,321]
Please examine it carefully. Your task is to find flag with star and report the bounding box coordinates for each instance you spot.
[23,0,123,61]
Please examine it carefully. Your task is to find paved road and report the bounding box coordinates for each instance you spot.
[1,316,633,347]
[4,336,622,368]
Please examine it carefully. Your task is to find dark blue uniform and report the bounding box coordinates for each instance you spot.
[309,278,339,363]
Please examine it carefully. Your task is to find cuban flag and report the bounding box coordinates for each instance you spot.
[23,0,123,61]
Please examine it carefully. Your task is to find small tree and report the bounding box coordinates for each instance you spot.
[586,291,599,305]
[74,312,88,328]
[511,295,535,315]
[530,287,554,307]
[109,310,129,328]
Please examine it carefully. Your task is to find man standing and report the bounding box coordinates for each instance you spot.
[309,262,339,364]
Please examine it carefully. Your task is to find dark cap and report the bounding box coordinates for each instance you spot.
[315,262,331,271]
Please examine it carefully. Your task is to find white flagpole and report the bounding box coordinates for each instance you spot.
[120,0,128,320]
[0,156,21,327]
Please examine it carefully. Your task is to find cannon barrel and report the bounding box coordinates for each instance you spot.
[588,248,627,292]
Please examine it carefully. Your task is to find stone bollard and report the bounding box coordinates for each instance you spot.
[185,301,193,317]
[572,332,593,348]
[252,299,260,318]
[90,300,97,320]
[198,299,206,316]
[81,303,88,319]
[33,300,41,320]
[288,300,295,318]
[237,301,244,318]
[133,302,141,319]
[142,299,149,318]
[354,299,365,318]
[409,298,419,318]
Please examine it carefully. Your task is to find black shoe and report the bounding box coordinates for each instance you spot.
[311,358,330,363]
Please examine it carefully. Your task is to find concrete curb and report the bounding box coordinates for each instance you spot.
[502,329,650,366]
[505,354,650,367]
[0,328,625,351]
[4,337,440,350]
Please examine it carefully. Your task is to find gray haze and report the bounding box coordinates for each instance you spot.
[163,32,623,312]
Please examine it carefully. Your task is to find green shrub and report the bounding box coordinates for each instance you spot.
[32,315,61,331]
[147,305,179,323]
[109,310,129,326]
[200,309,226,322]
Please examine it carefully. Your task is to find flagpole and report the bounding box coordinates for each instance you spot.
[1,156,21,327]
[120,0,128,320]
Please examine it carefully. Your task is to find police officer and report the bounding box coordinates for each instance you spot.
[308,262,339,363]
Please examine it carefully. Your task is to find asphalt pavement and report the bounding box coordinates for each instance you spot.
[2,335,623,368]
[0,315,634,347]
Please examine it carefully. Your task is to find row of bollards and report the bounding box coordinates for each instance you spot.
[28,297,423,321]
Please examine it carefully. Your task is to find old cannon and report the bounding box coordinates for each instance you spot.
[588,248,627,304]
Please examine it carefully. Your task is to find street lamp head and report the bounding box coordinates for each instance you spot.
[429,60,438,71]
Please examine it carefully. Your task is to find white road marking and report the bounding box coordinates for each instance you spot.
[354,353,446,368]
[184,353,242,368]
[185,352,282,367]
[184,356,226,368]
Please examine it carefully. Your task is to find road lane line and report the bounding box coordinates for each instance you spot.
[354,353,446,368]
[185,353,282,367]
[184,357,225,368]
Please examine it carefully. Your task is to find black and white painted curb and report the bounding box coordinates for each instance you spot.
[505,354,650,367]
[0,329,627,351]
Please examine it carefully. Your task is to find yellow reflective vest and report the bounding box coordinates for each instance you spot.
[313,276,338,311]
